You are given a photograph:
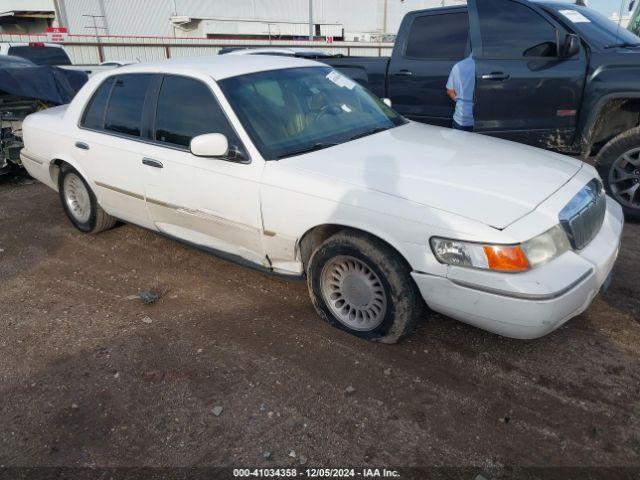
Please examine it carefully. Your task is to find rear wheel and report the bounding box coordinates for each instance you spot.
[596,127,640,220]
[307,231,424,343]
[58,165,116,233]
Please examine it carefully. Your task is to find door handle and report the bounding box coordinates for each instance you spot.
[75,141,89,150]
[393,69,413,77]
[481,72,511,81]
[142,157,163,169]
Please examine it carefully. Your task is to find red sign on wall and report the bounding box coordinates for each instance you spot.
[45,27,68,43]
[326,36,334,44]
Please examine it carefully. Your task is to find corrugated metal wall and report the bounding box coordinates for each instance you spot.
[0,31,393,64]
[59,0,463,37]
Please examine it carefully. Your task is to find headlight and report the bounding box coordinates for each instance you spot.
[430,225,570,273]
[520,224,570,268]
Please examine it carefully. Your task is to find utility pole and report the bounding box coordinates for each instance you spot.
[382,0,388,33]
[83,14,107,62]
[308,0,314,42]
[96,0,110,35]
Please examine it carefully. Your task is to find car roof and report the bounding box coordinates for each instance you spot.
[226,47,329,56]
[0,42,64,48]
[409,1,580,14]
[111,54,322,80]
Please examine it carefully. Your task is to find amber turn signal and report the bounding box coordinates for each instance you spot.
[483,245,530,272]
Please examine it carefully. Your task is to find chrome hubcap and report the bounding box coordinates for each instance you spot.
[320,255,387,331]
[609,147,640,208]
[63,173,91,224]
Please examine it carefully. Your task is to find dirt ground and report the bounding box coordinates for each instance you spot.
[1,173,639,473]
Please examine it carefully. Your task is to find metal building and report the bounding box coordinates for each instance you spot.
[1,0,466,40]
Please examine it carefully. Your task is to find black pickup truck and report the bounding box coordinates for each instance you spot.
[323,0,640,218]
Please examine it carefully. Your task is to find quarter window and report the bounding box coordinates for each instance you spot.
[405,13,469,59]
[104,74,153,137]
[81,77,115,130]
[154,75,240,149]
[478,1,558,58]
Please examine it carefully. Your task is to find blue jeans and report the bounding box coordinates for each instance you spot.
[453,120,474,132]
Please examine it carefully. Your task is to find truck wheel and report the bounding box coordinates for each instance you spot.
[595,127,640,220]
[58,165,116,234]
[306,231,424,344]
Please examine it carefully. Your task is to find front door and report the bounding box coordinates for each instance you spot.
[468,0,587,148]
[140,74,266,266]
[387,9,470,126]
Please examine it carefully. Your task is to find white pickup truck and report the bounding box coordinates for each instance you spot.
[19,55,624,343]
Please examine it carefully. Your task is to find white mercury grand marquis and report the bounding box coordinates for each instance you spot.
[20,56,624,343]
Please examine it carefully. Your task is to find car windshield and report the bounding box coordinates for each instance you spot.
[548,5,640,48]
[219,66,406,160]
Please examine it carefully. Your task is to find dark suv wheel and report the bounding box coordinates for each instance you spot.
[596,127,640,220]
[306,231,425,343]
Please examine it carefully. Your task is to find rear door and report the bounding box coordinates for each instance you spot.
[76,73,155,228]
[468,0,587,147]
[387,9,470,126]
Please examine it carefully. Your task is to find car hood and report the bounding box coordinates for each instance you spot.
[278,122,583,229]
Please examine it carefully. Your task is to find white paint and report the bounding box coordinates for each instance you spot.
[20,55,624,340]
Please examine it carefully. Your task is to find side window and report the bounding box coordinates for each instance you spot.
[81,77,115,130]
[478,1,558,58]
[104,74,153,137]
[405,13,469,59]
[154,75,241,150]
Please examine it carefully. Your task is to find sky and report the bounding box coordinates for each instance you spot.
[585,0,633,18]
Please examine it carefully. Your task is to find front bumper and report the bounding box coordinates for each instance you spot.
[412,197,624,339]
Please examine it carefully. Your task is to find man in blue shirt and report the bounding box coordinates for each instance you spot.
[446,54,476,131]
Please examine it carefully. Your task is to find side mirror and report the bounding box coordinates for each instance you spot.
[562,34,580,58]
[382,98,392,108]
[190,133,229,158]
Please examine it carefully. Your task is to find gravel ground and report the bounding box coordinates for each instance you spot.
[0,174,639,473]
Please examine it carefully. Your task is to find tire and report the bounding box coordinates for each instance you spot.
[58,165,116,234]
[595,126,640,220]
[306,231,425,344]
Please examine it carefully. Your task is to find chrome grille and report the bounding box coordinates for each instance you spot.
[559,179,606,250]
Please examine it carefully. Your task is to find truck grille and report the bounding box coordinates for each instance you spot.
[559,179,606,251]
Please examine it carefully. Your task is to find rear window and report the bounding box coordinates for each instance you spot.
[81,77,116,130]
[104,74,153,137]
[405,13,469,59]
[7,45,71,66]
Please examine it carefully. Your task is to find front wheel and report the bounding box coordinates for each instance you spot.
[306,231,425,343]
[58,165,116,234]
[596,127,640,220]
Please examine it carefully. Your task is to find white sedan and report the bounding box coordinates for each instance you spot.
[20,56,623,343]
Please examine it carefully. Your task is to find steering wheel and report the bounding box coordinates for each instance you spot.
[312,104,341,123]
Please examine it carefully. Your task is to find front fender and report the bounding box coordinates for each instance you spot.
[578,63,640,156]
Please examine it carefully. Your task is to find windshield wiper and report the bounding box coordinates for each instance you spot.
[276,142,338,159]
[604,42,640,49]
[347,126,390,142]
